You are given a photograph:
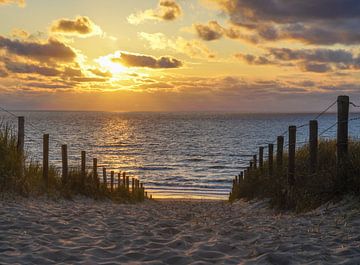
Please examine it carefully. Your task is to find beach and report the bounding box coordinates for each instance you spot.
[1,197,360,264]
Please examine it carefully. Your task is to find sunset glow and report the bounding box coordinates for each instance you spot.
[0,0,359,111]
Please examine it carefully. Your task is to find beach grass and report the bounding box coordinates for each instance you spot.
[230,139,360,211]
[0,122,145,202]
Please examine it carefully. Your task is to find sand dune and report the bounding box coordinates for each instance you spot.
[0,196,360,264]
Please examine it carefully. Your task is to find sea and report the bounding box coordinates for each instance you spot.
[1,111,360,199]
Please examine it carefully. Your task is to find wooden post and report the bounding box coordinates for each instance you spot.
[309,120,318,173]
[117,173,121,190]
[102,168,107,186]
[61,144,68,185]
[249,161,253,170]
[123,172,126,187]
[17,116,24,177]
[268,144,274,176]
[259,147,264,170]
[240,171,243,182]
[132,177,135,193]
[81,151,86,188]
[253,155,257,169]
[337,95,349,189]
[288,126,296,186]
[126,175,130,192]
[276,136,284,171]
[235,175,238,184]
[93,158,98,187]
[110,171,114,192]
[43,134,49,189]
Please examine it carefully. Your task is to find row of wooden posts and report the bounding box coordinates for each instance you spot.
[231,95,350,191]
[16,118,151,199]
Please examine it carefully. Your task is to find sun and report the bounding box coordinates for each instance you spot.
[96,53,127,75]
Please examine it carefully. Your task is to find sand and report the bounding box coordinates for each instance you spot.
[0,196,360,264]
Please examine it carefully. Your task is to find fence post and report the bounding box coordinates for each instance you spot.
[102,168,107,187]
[309,120,318,173]
[337,95,349,189]
[288,126,296,187]
[126,175,130,192]
[253,155,257,169]
[43,134,49,189]
[61,144,68,186]
[132,177,135,194]
[17,116,24,177]
[110,171,114,192]
[249,161,253,171]
[259,147,264,170]
[123,172,126,187]
[81,151,86,188]
[268,144,274,176]
[276,136,284,171]
[118,173,121,190]
[240,171,243,182]
[93,158,98,187]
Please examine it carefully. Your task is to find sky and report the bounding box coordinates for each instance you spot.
[0,0,359,112]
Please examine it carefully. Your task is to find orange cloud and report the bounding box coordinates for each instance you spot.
[0,0,25,7]
[50,16,103,37]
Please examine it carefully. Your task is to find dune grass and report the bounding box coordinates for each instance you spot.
[230,139,360,211]
[0,122,146,202]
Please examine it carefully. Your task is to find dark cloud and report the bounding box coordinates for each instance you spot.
[51,16,102,37]
[206,0,360,45]
[234,53,272,65]
[112,52,182,69]
[5,61,61,76]
[235,47,360,73]
[0,36,76,62]
[194,21,223,41]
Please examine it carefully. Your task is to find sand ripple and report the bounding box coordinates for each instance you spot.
[0,197,360,264]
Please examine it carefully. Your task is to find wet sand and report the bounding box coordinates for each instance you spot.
[1,196,360,264]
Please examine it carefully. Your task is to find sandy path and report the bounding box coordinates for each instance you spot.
[0,197,360,264]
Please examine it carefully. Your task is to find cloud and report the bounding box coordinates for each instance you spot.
[89,68,112,77]
[127,0,182,24]
[0,36,77,62]
[0,0,25,7]
[50,16,103,37]
[235,48,360,73]
[112,52,182,69]
[0,67,8,77]
[4,61,61,76]
[194,21,223,41]
[202,0,360,45]
[139,32,216,59]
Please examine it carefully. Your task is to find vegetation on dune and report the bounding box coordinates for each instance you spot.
[230,140,360,212]
[0,122,146,202]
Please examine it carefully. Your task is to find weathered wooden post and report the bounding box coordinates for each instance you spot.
[240,171,243,182]
[259,147,264,170]
[132,177,135,194]
[249,161,253,170]
[268,144,274,176]
[43,134,49,189]
[337,95,349,189]
[126,175,130,192]
[102,168,107,187]
[309,120,318,173]
[288,126,296,186]
[17,116,24,177]
[123,172,126,187]
[117,173,121,190]
[276,136,284,171]
[81,151,86,188]
[110,171,114,192]
[61,144,68,186]
[253,155,257,169]
[235,175,238,184]
[93,158,98,187]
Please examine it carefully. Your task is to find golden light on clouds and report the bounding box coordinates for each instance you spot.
[96,52,128,75]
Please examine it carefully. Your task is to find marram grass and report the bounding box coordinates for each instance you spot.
[230,139,360,212]
[0,122,145,202]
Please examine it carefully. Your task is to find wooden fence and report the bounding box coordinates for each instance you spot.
[14,118,151,200]
[230,95,351,199]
